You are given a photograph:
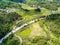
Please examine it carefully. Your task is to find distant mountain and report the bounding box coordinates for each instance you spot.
[10,0,24,3]
[2,0,60,3]
[1,0,60,10]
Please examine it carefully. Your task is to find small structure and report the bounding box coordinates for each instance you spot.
[51,10,57,14]
[12,8,16,12]
[48,0,53,2]
[6,10,10,13]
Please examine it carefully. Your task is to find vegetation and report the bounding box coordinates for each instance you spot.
[0,12,22,39]
[0,0,60,45]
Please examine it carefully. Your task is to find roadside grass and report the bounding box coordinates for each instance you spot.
[20,29,32,39]
[15,25,32,39]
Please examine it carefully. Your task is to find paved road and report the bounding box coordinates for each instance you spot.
[0,17,46,44]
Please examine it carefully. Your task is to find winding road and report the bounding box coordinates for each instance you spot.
[0,17,46,44]
[14,34,22,45]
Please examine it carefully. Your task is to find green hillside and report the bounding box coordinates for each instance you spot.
[0,0,60,45]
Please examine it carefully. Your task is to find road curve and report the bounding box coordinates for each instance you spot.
[0,17,46,44]
[14,34,22,45]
